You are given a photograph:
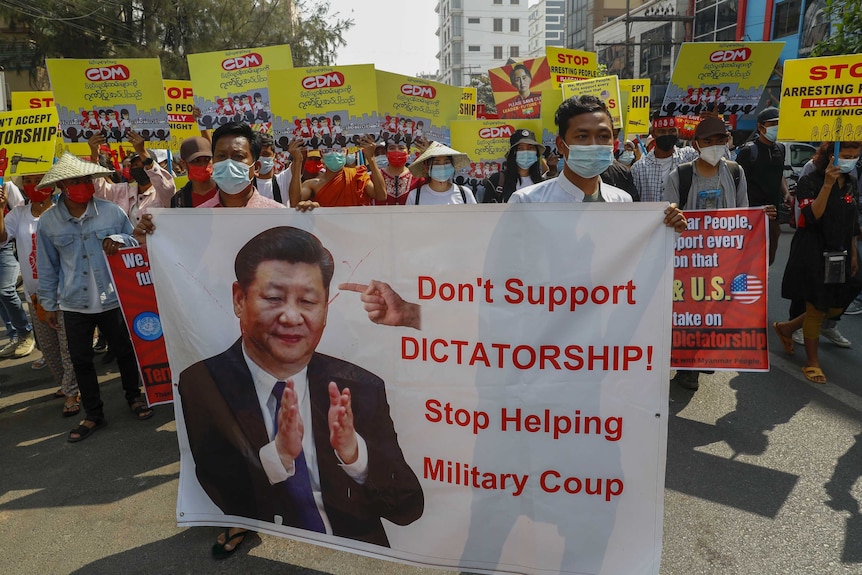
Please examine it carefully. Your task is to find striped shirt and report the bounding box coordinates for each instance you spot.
[631,146,699,203]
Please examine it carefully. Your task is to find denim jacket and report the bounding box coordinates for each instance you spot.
[36,197,136,312]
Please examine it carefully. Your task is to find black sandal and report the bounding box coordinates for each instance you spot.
[68,418,106,443]
[212,528,250,560]
[129,400,154,421]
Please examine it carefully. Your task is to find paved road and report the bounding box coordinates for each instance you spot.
[1,225,861,574]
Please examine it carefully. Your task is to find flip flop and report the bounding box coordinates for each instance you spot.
[772,321,794,355]
[62,397,81,418]
[212,528,251,560]
[802,366,827,384]
[53,389,65,398]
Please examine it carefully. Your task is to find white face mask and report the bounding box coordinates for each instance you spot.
[697,145,725,167]
[212,158,252,195]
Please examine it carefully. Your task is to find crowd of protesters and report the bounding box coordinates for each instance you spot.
[1,92,860,556]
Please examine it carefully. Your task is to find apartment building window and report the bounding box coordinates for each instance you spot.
[493,0,502,4]
[510,18,519,32]
[468,17,480,23]
[694,0,738,42]
[468,45,480,51]
[511,0,520,3]
[772,0,801,38]
[494,46,503,59]
[509,46,520,58]
[493,18,503,31]
[453,16,462,37]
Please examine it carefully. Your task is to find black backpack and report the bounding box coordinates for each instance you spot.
[677,160,741,208]
[737,140,785,167]
[170,181,195,208]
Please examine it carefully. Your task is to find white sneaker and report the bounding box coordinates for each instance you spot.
[846,300,862,315]
[0,337,18,358]
[12,331,36,358]
[821,326,851,348]
[792,329,804,345]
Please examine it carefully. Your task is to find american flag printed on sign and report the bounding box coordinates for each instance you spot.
[730,273,763,304]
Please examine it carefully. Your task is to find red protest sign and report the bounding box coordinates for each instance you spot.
[671,208,769,371]
[106,246,173,405]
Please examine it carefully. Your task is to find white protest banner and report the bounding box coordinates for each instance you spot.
[148,205,675,575]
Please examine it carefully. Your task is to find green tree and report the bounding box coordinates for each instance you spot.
[0,0,353,84]
[811,0,862,56]
[469,74,496,115]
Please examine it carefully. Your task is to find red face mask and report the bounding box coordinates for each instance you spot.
[23,184,53,204]
[387,150,409,167]
[304,160,322,176]
[64,181,96,204]
[187,164,213,183]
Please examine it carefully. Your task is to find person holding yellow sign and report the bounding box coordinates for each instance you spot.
[774,141,862,384]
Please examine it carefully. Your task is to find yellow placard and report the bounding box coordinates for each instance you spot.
[376,70,462,149]
[546,47,598,86]
[450,119,542,186]
[619,79,651,138]
[11,91,55,111]
[0,108,59,179]
[163,80,198,154]
[269,64,378,153]
[187,45,292,133]
[778,54,862,142]
[539,89,564,152]
[10,91,91,158]
[661,42,784,117]
[46,58,170,147]
[561,76,622,130]
[460,87,478,118]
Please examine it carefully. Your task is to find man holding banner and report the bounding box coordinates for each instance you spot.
[509,94,686,234]
[36,154,152,442]
[177,226,424,546]
[665,117,775,390]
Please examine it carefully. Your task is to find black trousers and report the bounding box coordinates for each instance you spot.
[63,307,141,421]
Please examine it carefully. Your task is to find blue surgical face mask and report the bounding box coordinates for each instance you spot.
[515,150,538,170]
[429,163,455,182]
[837,157,860,174]
[619,151,635,165]
[374,154,389,169]
[258,156,274,175]
[322,151,346,172]
[212,158,252,195]
[764,125,779,142]
[562,143,615,178]
[345,153,357,166]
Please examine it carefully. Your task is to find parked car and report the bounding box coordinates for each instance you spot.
[777,142,817,226]
[782,141,818,179]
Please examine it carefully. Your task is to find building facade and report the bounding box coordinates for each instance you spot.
[436,0,530,86]
[528,0,566,57]
[566,0,646,52]
[594,0,838,130]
